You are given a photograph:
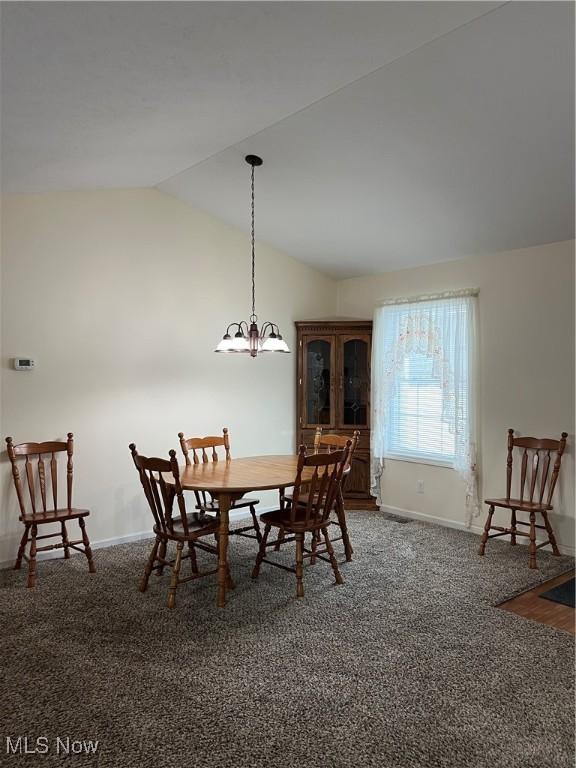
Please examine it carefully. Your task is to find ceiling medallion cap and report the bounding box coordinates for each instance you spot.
[245,154,263,167]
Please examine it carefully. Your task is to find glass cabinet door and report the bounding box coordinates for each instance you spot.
[339,336,370,427]
[302,336,334,426]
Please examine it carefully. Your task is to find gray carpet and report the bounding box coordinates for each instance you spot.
[1,511,574,768]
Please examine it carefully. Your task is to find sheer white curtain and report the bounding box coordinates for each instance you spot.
[371,290,480,525]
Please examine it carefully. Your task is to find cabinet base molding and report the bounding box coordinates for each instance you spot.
[345,497,379,510]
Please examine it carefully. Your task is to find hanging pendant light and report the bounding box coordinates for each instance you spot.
[215,155,290,357]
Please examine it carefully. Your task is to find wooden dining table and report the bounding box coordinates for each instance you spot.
[164,455,315,608]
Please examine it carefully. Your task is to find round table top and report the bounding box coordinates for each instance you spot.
[164,454,311,493]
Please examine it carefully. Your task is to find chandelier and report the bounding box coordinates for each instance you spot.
[215,155,290,357]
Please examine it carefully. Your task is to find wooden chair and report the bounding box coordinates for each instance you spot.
[252,441,351,597]
[479,429,568,569]
[178,428,262,543]
[277,428,360,561]
[130,443,221,609]
[6,433,95,588]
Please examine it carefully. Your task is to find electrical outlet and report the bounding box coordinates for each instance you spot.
[417,480,424,494]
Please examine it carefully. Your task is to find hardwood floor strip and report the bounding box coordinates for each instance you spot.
[498,570,575,634]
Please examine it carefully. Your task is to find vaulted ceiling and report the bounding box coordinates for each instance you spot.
[2,2,574,277]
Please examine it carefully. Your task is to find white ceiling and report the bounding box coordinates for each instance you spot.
[2,2,574,278]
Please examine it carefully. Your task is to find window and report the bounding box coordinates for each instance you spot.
[371,291,479,521]
[384,298,469,465]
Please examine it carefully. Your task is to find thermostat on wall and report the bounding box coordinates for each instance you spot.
[13,358,35,371]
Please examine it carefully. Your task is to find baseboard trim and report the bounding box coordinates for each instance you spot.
[0,507,275,571]
[379,504,575,558]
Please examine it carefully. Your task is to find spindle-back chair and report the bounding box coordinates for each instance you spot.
[178,428,261,543]
[479,429,568,568]
[130,444,220,609]
[252,442,351,597]
[278,428,360,561]
[6,433,95,587]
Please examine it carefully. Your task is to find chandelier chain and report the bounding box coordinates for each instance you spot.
[250,164,256,322]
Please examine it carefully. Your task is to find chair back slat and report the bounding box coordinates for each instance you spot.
[528,451,540,502]
[505,429,568,508]
[6,435,73,517]
[291,443,351,528]
[519,449,528,502]
[539,452,551,505]
[130,444,187,535]
[51,454,58,509]
[37,456,47,511]
[25,458,37,514]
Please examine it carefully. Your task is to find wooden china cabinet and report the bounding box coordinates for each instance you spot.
[295,320,376,506]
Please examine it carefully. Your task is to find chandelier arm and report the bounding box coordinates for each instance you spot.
[225,321,249,336]
[260,321,278,337]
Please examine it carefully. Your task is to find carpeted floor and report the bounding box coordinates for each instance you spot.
[1,511,574,768]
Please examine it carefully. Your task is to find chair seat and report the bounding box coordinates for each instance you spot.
[260,508,325,531]
[197,496,260,513]
[156,512,219,540]
[20,507,90,523]
[484,497,553,513]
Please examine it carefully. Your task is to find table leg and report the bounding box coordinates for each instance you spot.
[216,492,232,608]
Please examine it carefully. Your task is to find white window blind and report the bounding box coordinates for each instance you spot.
[388,352,457,462]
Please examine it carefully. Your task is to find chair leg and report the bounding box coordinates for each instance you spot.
[478,505,495,555]
[310,529,318,566]
[140,536,161,592]
[78,517,96,573]
[14,525,30,570]
[60,521,71,559]
[528,511,537,569]
[295,532,305,597]
[323,527,344,586]
[225,561,235,590]
[250,505,262,543]
[510,509,517,546]
[541,511,560,556]
[336,491,353,561]
[27,524,38,588]
[251,524,271,579]
[274,527,285,551]
[188,541,199,575]
[167,541,184,609]
[157,540,167,576]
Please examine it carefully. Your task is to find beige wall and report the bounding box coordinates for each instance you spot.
[337,240,575,553]
[0,189,335,565]
[1,192,573,564]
